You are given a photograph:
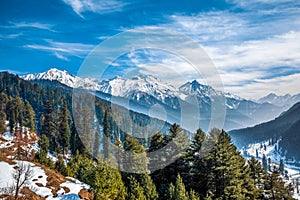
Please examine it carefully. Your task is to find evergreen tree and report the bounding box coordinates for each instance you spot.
[92,161,127,200]
[127,176,146,200]
[256,149,259,158]
[103,110,111,160]
[138,173,158,200]
[248,157,265,198]
[23,100,35,131]
[55,155,67,176]
[41,99,57,151]
[189,190,200,200]
[148,132,165,172]
[168,174,189,200]
[268,157,272,172]
[264,167,294,200]
[202,130,257,199]
[124,135,148,173]
[58,99,70,154]
[279,159,285,175]
[0,93,8,122]
[37,134,54,168]
[262,154,268,172]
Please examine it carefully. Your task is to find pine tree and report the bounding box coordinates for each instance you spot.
[264,166,294,199]
[55,155,67,176]
[103,110,111,160]
[127,176,147,200]
[58,99,70,154]
[41,99,57,151]
[148,132,165,172]
[262,154,268,172]
[138,173,158,200]
[268,157,272,172]
[189,190,200,200]
[248,157,265,198]
[37,134,54,168]
[168,174,189,200]
[92,161,127,200]
[279,159,285,175]
[124,135,148,173]
[23,100,35,131]
[202,130,257,199]
[256,149,259,158]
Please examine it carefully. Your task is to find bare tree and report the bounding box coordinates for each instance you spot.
[12,162,34,200]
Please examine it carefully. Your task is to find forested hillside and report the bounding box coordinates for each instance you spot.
[0,72,297,199]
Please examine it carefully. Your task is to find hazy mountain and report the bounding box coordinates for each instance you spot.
[258,92,300,109]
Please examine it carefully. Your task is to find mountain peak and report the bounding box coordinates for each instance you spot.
[22,68,100,90]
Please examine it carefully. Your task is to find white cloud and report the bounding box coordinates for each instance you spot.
[24,40,95,60]
[9,21,55,31]
[62,0,127,18]
[54,52,69,61]
[205,31,300,70]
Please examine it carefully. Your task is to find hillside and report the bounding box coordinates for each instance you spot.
[229,102,300,160]
[0,131,91,200]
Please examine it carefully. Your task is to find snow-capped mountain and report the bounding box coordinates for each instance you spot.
[22,68,101,90]
[98,75,181,109]
[179,80,244,109]
[21,68,285,131]
[258,93,300,109]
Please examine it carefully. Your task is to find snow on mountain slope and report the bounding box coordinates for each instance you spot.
[22,68,100,90]
[98,75,181,107]
[179,80,244,109]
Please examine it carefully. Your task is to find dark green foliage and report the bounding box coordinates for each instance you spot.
[127,176,147,200]
[41,99,57,151]
[55,156,67,176]
[23,100,35,131]
[92,161,127,200]
[37,134,54,168]
[58,99,70,153]
[168,174,188,200]
[264,167,295,200]
[248,157,265,198]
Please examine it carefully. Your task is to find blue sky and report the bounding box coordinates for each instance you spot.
[0,0,300,98]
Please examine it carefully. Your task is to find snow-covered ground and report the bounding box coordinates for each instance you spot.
[0,131,90,199]
[0,160,89,199]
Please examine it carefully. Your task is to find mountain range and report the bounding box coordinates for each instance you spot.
[22,68,290,131]
[258,92,300,109]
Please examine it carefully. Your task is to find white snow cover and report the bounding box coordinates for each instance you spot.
[0,160,89,199]
[22,68,101,90]
[99,75,179,102]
